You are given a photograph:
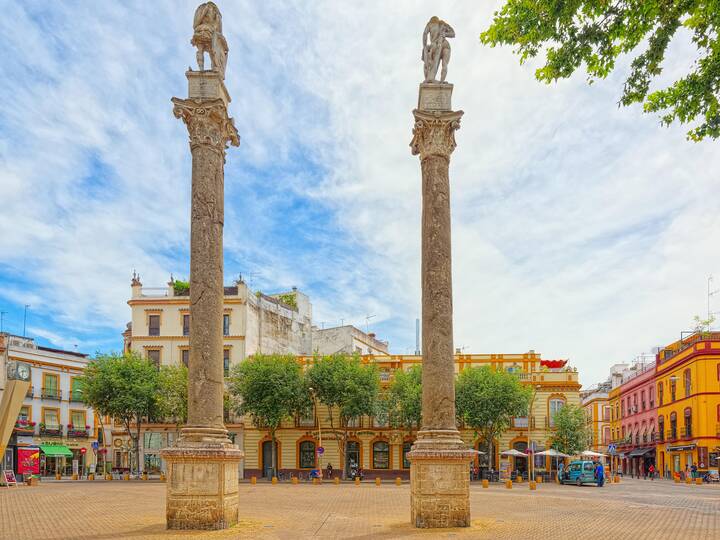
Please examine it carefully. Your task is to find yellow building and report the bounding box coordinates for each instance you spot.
[655,332,720,477]
[242,353,581,480]
[581,384,611,454]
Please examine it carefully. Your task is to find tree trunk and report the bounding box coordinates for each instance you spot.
[135,414,142,478]
[340,423,348,480]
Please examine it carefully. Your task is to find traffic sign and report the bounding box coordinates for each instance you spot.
[608,443,616,455]
[317,446,324,455]
[91,441,99,451]
[80,447,87,455]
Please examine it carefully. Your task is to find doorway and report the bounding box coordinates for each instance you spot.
[345,441,360,476]
[261,440,278,478]
[513,441,528,477]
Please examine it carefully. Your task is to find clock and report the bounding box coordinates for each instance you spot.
[7,361,31,382]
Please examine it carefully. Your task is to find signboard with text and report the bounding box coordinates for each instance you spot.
[17,448,40,475]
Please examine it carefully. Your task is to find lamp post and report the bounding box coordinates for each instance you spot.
[309,387,322,476]
[528,384,541,482]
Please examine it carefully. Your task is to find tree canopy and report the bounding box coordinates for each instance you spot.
[384,364,423,434]
[550,403,589,455]
[78,351,158,475]
[156,364,188,428]
[481,1,720,141]
[455,366,532,447]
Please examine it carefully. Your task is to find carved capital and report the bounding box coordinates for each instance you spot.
[410,109,463,161]
[172,97,240,153]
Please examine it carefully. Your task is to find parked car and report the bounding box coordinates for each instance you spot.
[559,460,601,486]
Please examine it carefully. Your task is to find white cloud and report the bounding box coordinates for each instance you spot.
[0,1,718,387]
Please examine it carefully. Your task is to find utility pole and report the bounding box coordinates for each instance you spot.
[365,314,375,334]
[23,305,30,337]
[708,275,719,323]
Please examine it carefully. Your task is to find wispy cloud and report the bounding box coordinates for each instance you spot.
[0,1,718,385]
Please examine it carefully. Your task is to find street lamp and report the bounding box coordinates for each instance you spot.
[528,384,542,483]
[308,387,322,476]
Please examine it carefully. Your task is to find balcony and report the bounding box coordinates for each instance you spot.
[67,428,90,439]
[13,420,36,435]
[39,425,63,437]
[683,426,692,439]
[667,430,677,442]
[41,388,62,400]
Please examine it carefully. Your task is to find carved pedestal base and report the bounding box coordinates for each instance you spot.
[408,430,474,528]
[160,444,243,530]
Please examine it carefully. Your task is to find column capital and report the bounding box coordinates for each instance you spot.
[172,97,240,153]
[410,109,463,161]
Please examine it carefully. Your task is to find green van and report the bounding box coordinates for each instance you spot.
[560,460,602,486]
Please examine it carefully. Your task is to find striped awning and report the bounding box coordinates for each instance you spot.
[39,444,74,457]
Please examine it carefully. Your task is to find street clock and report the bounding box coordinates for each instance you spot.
[7,360,31,382]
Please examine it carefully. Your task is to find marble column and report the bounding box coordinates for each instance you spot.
[407,82,474,528]
[160,5,242,528]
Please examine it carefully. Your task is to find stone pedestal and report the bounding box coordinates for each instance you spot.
[408,83,472,528]
[163,445,243,530]
[161,65,241,530]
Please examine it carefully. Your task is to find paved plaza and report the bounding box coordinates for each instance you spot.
[0,478,717,539]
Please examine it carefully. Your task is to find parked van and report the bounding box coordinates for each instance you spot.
[560,460,601,486]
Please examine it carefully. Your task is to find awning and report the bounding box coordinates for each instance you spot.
[39,444,73,457]
[666,444,696,452]
[627,447,654,457]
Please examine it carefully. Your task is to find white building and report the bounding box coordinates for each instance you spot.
[312,325,389,356]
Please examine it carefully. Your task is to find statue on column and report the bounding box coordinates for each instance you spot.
[191,1,228,79]
[422,16,455,83]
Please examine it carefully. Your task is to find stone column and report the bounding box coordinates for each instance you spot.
[160,8,242,527]
[407,82,474,528]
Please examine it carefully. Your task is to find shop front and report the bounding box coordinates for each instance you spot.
[39,444,73,476]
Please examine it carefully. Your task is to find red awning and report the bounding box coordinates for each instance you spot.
[540,359,567,369]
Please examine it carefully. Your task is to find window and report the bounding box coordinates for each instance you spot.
[669,412,677,439]
[641,391,646,411]
[603,427,611,444]
[344,416,361,428]
[148,314,160,336]
[548,398,565,427]
[717,363,720,381]
[658,383,663,406]
[70,410,86,429]
[670,378,676,402]
[583,462,594,472]
[182,314,190,336]
[683,369,691,398]
[621,401,625,418]
[649,388,654,408]
[223,314,230,336]
[684,408,692,438]
[43,408,60,428]
[372,441,390,469]
[513,416,529,428]
[223,349,230,377]
[633,395,638,412]
[373,413,388,428]
[70,378,83,402]
[43,373,59,399]
[402,442,412,469]
[299,440,316,469]
[147,349,160,369]
[181,349,189,368]
[297,407,315,427]
[603,406,611,421]
[18,406,30,421]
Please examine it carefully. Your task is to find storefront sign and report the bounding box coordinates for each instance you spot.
[698,447,708,469]
[2,470,17,486]
[666,444,696,452]
[17,448,40,475]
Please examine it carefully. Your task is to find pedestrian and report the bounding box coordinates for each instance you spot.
[648,463,655,481]
[326,462,333,479]
[691,463,697,480]
[595,461,605,487]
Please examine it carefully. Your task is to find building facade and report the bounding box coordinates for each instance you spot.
[241,352,581,480]
[655,332,720,478]
[312,325,389,356]
[0,333,103,478]
[581,382,611,454]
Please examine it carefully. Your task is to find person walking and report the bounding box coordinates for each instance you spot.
[691,463,697,480]
[326,462,333,479]
[648,463,655,480]
[595,461,605,487]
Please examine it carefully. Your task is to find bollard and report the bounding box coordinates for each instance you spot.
[72,474,78,481]
[482,479,489,488]
[529,481,536,491]
[334,477,340,485]
[515,476,522,484]
[88,473,94,481]
[312,477,318,485]
[695,478,703,485]
[55,473,61,481]
[505,480,512,489]
[614,476,620,483]
[159,472,166,482]
[292,476,299,485]
[685,477,692,484]
[395,477,402,486]
[123,473,130,481]
[250,476,257,485]
[354,477,360,485]
[105,473,113,481]
[375,477,381,486]
[142,473,148,481]
[271,476,278,484]
[536,475,543,484]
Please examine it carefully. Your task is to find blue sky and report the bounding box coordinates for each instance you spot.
[1,1,719,386]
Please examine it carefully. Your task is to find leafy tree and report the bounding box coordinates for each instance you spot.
[385,365,422,435]
[481,1,720,141]
[550,403,590,455]
[456,366,532,461]
[692,314,715,337]
[306,354,380,478]
[78,351,159,477]
[156,364,188,433]
[228,354,308,478]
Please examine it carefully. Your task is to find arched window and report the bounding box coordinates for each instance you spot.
[548,397,565,427]
[669,412,677,439]
[684,408,692,438]
[299,440,316,469]
[683,369,691,398]
[372,441,390,469]
[658,416,664,442]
